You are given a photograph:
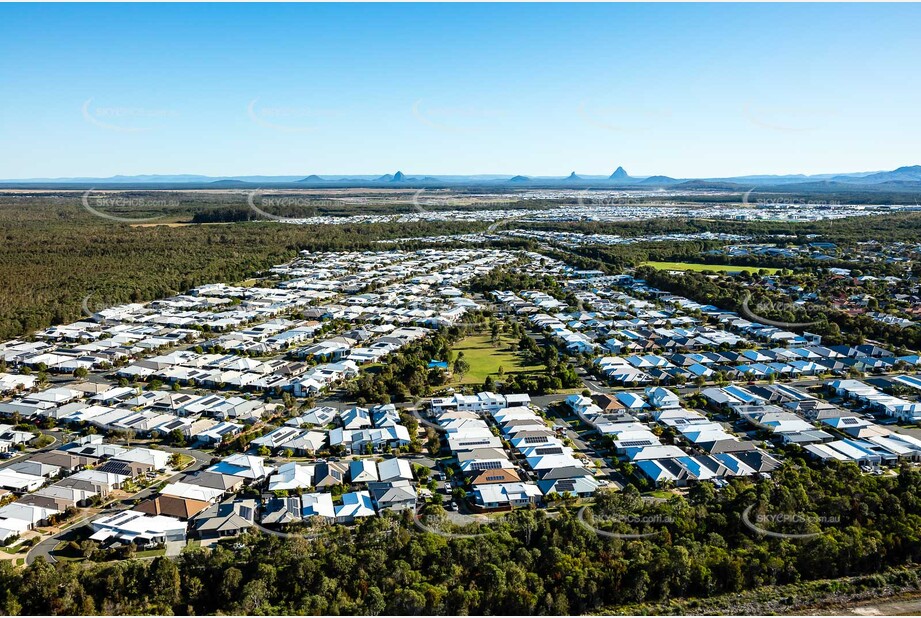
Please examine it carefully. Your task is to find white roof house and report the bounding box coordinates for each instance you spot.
[159,482,225,503]
[300,492,335,519]
[114,447,171,470]
[334,491,375,523]
[474,482,542,509]
[377,457,414,482]
[207,454,274,481]
[267,462,315,492]
[0,503,60,527]
[90,509,187,544]
[0,470,45,492]
[0,516,31,542]
[349,459,379,483]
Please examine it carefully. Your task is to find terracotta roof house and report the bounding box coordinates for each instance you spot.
[592,394,626,412]
[137,494,211,520]
[470,468,521,485]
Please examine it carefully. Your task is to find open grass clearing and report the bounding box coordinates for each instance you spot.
[449,334,544,386]
[641,261,780,274]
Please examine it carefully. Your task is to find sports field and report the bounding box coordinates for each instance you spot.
[449,334,545,385]
[641,261,780,274]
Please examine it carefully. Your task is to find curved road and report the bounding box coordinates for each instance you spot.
[26,445,212,565]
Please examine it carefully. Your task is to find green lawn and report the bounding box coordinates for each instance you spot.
[641,261,780,275]
[450,334,545,386]
[174,453,196,470]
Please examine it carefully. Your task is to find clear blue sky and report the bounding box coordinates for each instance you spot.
[1,3,919,179]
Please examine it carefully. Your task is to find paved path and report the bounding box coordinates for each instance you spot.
[25,451,209,566]
[26,511,97,565]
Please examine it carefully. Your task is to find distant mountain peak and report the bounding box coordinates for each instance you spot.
[298,174,324,183]
[610,166,629,180]
[565,171,581,181]
[831,164,921,184]
[391,171,406,182]
[638,175,678,185]
[508,175,530,182]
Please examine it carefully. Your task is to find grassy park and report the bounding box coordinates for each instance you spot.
[448,334,544,386]
[641,261,780,275]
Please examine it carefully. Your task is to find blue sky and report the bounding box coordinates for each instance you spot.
[1,3,919,179]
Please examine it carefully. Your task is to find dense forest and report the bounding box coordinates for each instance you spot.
[2,461,921,615]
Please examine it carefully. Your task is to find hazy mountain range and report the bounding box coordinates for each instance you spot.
[3,165,921,191]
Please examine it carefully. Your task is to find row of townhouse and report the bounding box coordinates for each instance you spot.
[254,404,411,456]
[262,457,418,524]
[528,313,598,355]
[592,340,917,386]
[118,349,311,393]
[568,387,781,488]
[487,405,601,500]
[2,249,503,386]
[0,326,197,374]
[101,453,281,544]
[430,392,531,415]
[432,404,542,510]
[702,382,921,465]
[827,378,921,423]
[0,436,173,542]
[0,386,271,445]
